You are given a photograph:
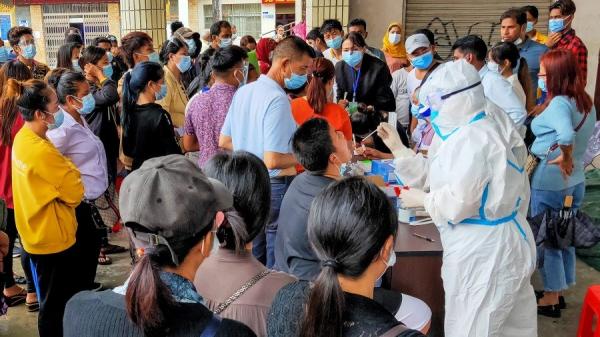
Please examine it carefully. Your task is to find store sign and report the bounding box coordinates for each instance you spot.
[261,0,295,4]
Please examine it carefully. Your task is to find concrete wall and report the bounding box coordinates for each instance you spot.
[29,5,46,64]
[348,0,404,50]
[572,0,599,97]
[107,3,121,39]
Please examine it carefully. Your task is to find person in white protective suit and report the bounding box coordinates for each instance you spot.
[385,61,527,191]
[378,59,537,337]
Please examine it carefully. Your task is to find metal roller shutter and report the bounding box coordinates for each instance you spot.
[404,0,552,60]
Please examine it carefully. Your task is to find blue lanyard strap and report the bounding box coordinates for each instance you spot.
[352,67,361,101]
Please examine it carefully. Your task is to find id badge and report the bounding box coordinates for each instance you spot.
[347,101,359,115]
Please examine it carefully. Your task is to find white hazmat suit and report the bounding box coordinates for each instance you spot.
[385,60,537,337]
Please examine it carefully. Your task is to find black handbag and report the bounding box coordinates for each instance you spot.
[529,209,600,250]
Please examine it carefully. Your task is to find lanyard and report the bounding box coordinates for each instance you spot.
[352,67,361,102]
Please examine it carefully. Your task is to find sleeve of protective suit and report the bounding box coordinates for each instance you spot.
[485,100,528,167]
[423,137,492,225]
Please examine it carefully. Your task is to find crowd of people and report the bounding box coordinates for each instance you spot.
[0,0,597,336]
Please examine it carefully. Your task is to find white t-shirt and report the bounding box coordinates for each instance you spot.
[324,48,343,99]
[391,68,411,127]
[507,74,527,107]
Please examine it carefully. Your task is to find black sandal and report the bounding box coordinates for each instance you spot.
[536,290,566,310]
[26,301,39,312]
[5,289,26,307]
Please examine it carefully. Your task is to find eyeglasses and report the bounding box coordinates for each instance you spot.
[538,73,547,77]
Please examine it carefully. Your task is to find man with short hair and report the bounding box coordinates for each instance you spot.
[199,20,233,89]
[452,35,527,127]
[274,117,351,280]
[184,45,247,167]
[547,0,587,83]
[7,26,49,80]
[306,28,326,57]
[347,18,385,61]
[522,5,548,44]
[405,33,443,151]
[219,36,314,268]
[320,19,344,67]
[500,8,548,92]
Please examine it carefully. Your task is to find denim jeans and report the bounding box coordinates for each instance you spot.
[530,182,585,291]
[252,176,294,268]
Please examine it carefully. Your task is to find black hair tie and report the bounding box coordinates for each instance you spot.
[322,259,341,271]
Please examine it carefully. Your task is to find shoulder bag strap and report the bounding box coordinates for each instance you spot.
[213,269,271,315]
[574,112,589,132]
[199,314,222,337]
[379,324,409,337]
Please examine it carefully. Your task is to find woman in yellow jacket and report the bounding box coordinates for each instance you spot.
[157,37,190,132]
[12,79,84,337]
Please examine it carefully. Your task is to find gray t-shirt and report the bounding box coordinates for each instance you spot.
[274,173,336,280]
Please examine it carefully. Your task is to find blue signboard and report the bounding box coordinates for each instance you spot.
[0,15,10,40]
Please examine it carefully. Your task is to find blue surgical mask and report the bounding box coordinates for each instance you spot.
[220,38,232,48]
[72,59,82,73]
[388,32,401,45]
[549,18,565,33]
[176,55,192,73]
[22,44,36,60]
[284,70,308,90]
[386,249,396,268]
[46,110,64,130]
[148,51,160,64]
[526,21,534,33]
[486,60,501,74]
[155,83,168,100]
[186,39,197,55]
[74,93,96,115]
[107,51,114,63]
[326,35,343,50]
[343,51,363,68]
[103,64,113,78]
[538,77,547,92]
[411,51,433,70]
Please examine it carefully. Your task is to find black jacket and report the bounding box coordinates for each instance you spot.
[268,281,426,337]
[84,79,120,180]
[335,53,396,113]
[121,103,182,170]
[64,290,256,337]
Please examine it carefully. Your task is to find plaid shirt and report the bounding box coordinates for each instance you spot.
[554,29,588,84]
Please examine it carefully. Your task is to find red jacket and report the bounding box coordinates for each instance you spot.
[0,114,24,209]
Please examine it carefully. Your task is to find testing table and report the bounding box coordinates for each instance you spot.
[387,223,445,337]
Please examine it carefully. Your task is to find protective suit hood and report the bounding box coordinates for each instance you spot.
[426,60,486,136]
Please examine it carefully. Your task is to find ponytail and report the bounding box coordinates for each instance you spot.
[0,79,24,145]
[300,264,345,337]
[307,58,335,114]
[299,177,398,337]
[516,57,536,112]
[125,245,175,337]
[121,62,164,138]
[15,79,53,122]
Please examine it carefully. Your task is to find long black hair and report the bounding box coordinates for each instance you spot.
[56,42,82,70]
[203,151,271,252]
[300,176,398,337]
[121,61,164,137]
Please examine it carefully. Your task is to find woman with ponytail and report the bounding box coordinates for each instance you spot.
[121,61,181,171]
[291,57,352,150]
[488,42,536,112]
[11,79,85,337]
[0,75,38,311]
[64,155,256,337]
[195,151,295,337]
[268,177,428,337]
